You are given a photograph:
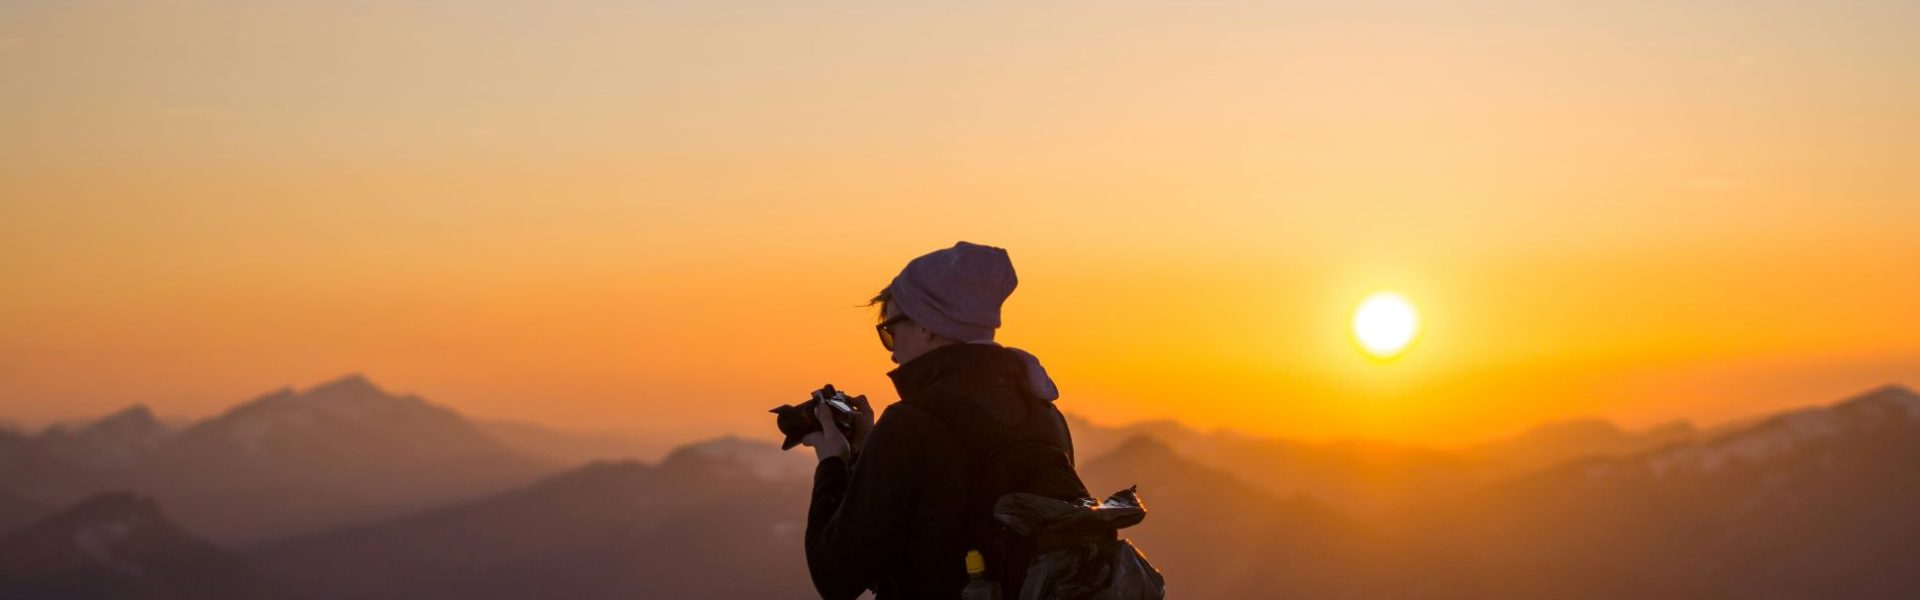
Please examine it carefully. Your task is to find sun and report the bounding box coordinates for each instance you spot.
[1352,292,1418,359]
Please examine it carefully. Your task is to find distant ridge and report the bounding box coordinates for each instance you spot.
[1078,432,1425,598]
[0,492,261,599]
[1418,383,1920,598]
[0,374,559,545]
[252,436,812,599]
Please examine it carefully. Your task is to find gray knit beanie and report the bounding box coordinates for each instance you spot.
[889,241,1017,343]
[889,241,1060,401]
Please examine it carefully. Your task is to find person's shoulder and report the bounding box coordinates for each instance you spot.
[862,402,948,464]
[875,401,940,434]
[875,400,970,447]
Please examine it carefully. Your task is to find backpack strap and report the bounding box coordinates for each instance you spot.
[896,395,1089,594]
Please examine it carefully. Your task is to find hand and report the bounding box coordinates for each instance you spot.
[799,401,851,463]
[799,395,876,463]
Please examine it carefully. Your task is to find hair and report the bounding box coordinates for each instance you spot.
[863,287,892,322]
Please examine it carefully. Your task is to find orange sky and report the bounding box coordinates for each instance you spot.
[3,0,1917,445]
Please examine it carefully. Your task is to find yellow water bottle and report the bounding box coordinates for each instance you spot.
[960,549,1000,600]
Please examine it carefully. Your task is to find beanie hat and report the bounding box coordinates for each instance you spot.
[888,241,1017,344]
[889,241,1061,401]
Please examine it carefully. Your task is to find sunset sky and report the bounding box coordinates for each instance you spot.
[3,0,1917,446]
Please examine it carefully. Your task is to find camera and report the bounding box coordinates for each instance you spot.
[770,384,866,450]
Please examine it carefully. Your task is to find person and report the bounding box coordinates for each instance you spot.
[802,241,1078,600]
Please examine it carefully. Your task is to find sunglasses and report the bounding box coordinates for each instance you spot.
[876,314,910,351]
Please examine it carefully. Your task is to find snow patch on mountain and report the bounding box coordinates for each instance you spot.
[1648,385,1919,477]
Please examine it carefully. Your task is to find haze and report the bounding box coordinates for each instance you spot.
[3,0,1917,446]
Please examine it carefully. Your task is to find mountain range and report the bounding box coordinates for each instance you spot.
[1065,408,1695,524]
[0,374,555,543]
[4,376,1917,598]
[1417,384,1920,598]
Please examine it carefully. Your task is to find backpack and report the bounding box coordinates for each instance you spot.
[903,396,1166,600]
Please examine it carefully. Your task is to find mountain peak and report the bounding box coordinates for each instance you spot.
[0,492,261,599]
[89,404,162,432]
[307,372,387,397]
[1839,384,1920,417]
[29,405,174,468]
[37,405,164,438]
[2,491,171,550]
[208,374,417,424]
[1102,433,1181,464]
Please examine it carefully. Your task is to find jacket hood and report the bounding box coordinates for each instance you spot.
[887,341,1060,404]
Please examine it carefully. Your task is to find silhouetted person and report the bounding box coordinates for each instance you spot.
[802,241,1078,599]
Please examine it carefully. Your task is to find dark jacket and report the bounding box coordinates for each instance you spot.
[806,342,1076,600]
